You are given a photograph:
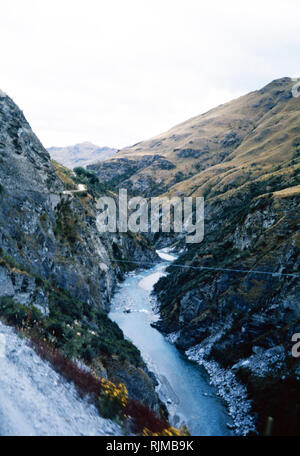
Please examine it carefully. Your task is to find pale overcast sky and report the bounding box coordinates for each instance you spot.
[0,0,299,149]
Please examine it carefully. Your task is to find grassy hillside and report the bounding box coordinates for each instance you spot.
[90,77,300,435]
[90,77,300,200]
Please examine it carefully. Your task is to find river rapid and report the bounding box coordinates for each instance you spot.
[109,250,233,436]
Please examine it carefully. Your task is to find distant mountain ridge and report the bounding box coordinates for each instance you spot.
[89,77,300,199]
[48,141,117,169]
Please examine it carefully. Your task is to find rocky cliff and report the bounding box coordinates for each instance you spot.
[0,91,161,413]
[154,187,300,434]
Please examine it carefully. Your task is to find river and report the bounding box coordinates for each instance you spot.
[109,250,233,436]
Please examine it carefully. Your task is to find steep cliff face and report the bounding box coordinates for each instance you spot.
[0,91,160,412]
[0,91,157,312]
[154,189,300,433]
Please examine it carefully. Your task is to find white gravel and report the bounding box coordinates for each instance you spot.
[0,321,122,436]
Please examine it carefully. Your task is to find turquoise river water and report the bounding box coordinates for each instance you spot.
[109,251,232,436]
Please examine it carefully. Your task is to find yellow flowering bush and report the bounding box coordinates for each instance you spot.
[98,378,128,419]
[142,425,190,436]
[100,378,128,407]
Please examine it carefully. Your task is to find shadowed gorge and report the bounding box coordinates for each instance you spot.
[90,77,300,435]
[0,77,299,436]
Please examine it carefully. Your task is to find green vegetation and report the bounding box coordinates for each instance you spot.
[0,248,31,274]
[0,297,43,326]
[0,243,143,367]
[73,167,108,197]
[53,199,79,246]
[0,287,142,367]
[47,288,142,364]
[52,160,109,197]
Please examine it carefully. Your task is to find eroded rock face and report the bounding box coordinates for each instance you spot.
[104,359,162,415]
[0,92,157,311]
[0,92,160,411]
[154,192,300,434]
[88,155,176,196]
[174,147,209,158]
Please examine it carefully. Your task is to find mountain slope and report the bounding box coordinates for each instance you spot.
[89,77,300,200]
[0,91,161,417]
[151,80,300,435]
[90,77,300,435]
[48,142,117,169]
